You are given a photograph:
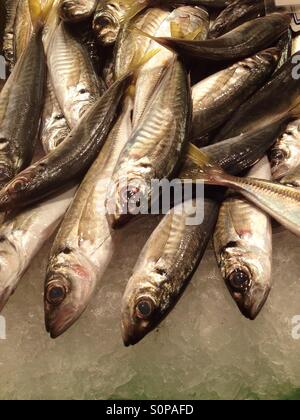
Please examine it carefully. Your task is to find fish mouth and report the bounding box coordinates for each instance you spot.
[233,286,271,320]
[121,317,150,347]
[106,212,134,229]
[93,13,120,44]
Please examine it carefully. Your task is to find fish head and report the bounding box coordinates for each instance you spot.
[121,267,166,346]
[45,249,97,338]
[0,230,23,312]
[93,2,122,45]
[106,173,150,229]
[270,121,300,179]
[221,244,272,320]
[59,0,93,22]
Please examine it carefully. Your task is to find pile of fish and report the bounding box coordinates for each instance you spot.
[0,0,300,346]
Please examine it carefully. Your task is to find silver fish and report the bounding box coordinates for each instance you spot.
[47,22,105,128]
[106,58,192,228]
[214,157,272,320]
[45,98,132,338]
[0,186,77,312]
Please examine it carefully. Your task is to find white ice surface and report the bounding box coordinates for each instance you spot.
[0,216,300,400]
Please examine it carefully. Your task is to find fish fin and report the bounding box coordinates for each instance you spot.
[28,0,55,27]
[187,143,228,184]
[124,47,160,98]
[131,27,157,42]
[170,22,202,41]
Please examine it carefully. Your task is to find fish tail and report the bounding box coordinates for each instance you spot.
[28,0,55,28]
[187,143,232,186]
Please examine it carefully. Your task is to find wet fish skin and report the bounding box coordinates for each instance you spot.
[133,6,209,127]
[106,59,192,229]
[209,0,265,39]
[280,165,300,188]
[48,22,105,129]
[144,13,290,62]
[0,73,132,211]
[0,186,77,312]
[45,99,132,339]
[41,78,70,153]
[121,121,280,346]
[59,0,97,22]
[0,26,46,186]
[3,0,19,70]
[269,119,300,180]
[214,54,300,142]
[214,157,272,320]
[191,47,280,142]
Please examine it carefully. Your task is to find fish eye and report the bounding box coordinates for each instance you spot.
[121,186,140,203]
[54,114,64,121]
[227,269,251,292]
[46,283,67,306]
[135,298,154,320]
[79,88,87,95]
[269,148,287,163]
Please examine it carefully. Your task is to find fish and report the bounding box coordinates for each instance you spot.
[209,0,265,39]
[274,28,292,72]
[93,0,148,45]
[214,54,300,142]
[106,58,192,228]
[133,6,209,127]
[191,47,280,143]
[187,143,300,238]
[41,0,70,153]
[2,0,19,70]
[138,13,290,62]
[0,72,132,211]
[0,186,77,313]
[121,122,280,346]
[40,78,71,153]
[45,98,132,339]
[213,157,273,320]
[292,33,300,55]
[0,0,51,187]
[92,0,231,46]
[47,22,105,129]
[113,8,169,81]
[121,197,217,346]
[269,119,300,180]
[59,0,97,22]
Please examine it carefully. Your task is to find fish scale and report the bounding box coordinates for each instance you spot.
[48,22,104,128]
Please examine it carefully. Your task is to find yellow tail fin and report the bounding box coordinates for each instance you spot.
[170,22,202,41]
[28,0,54,27]
[186,143,225,180]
